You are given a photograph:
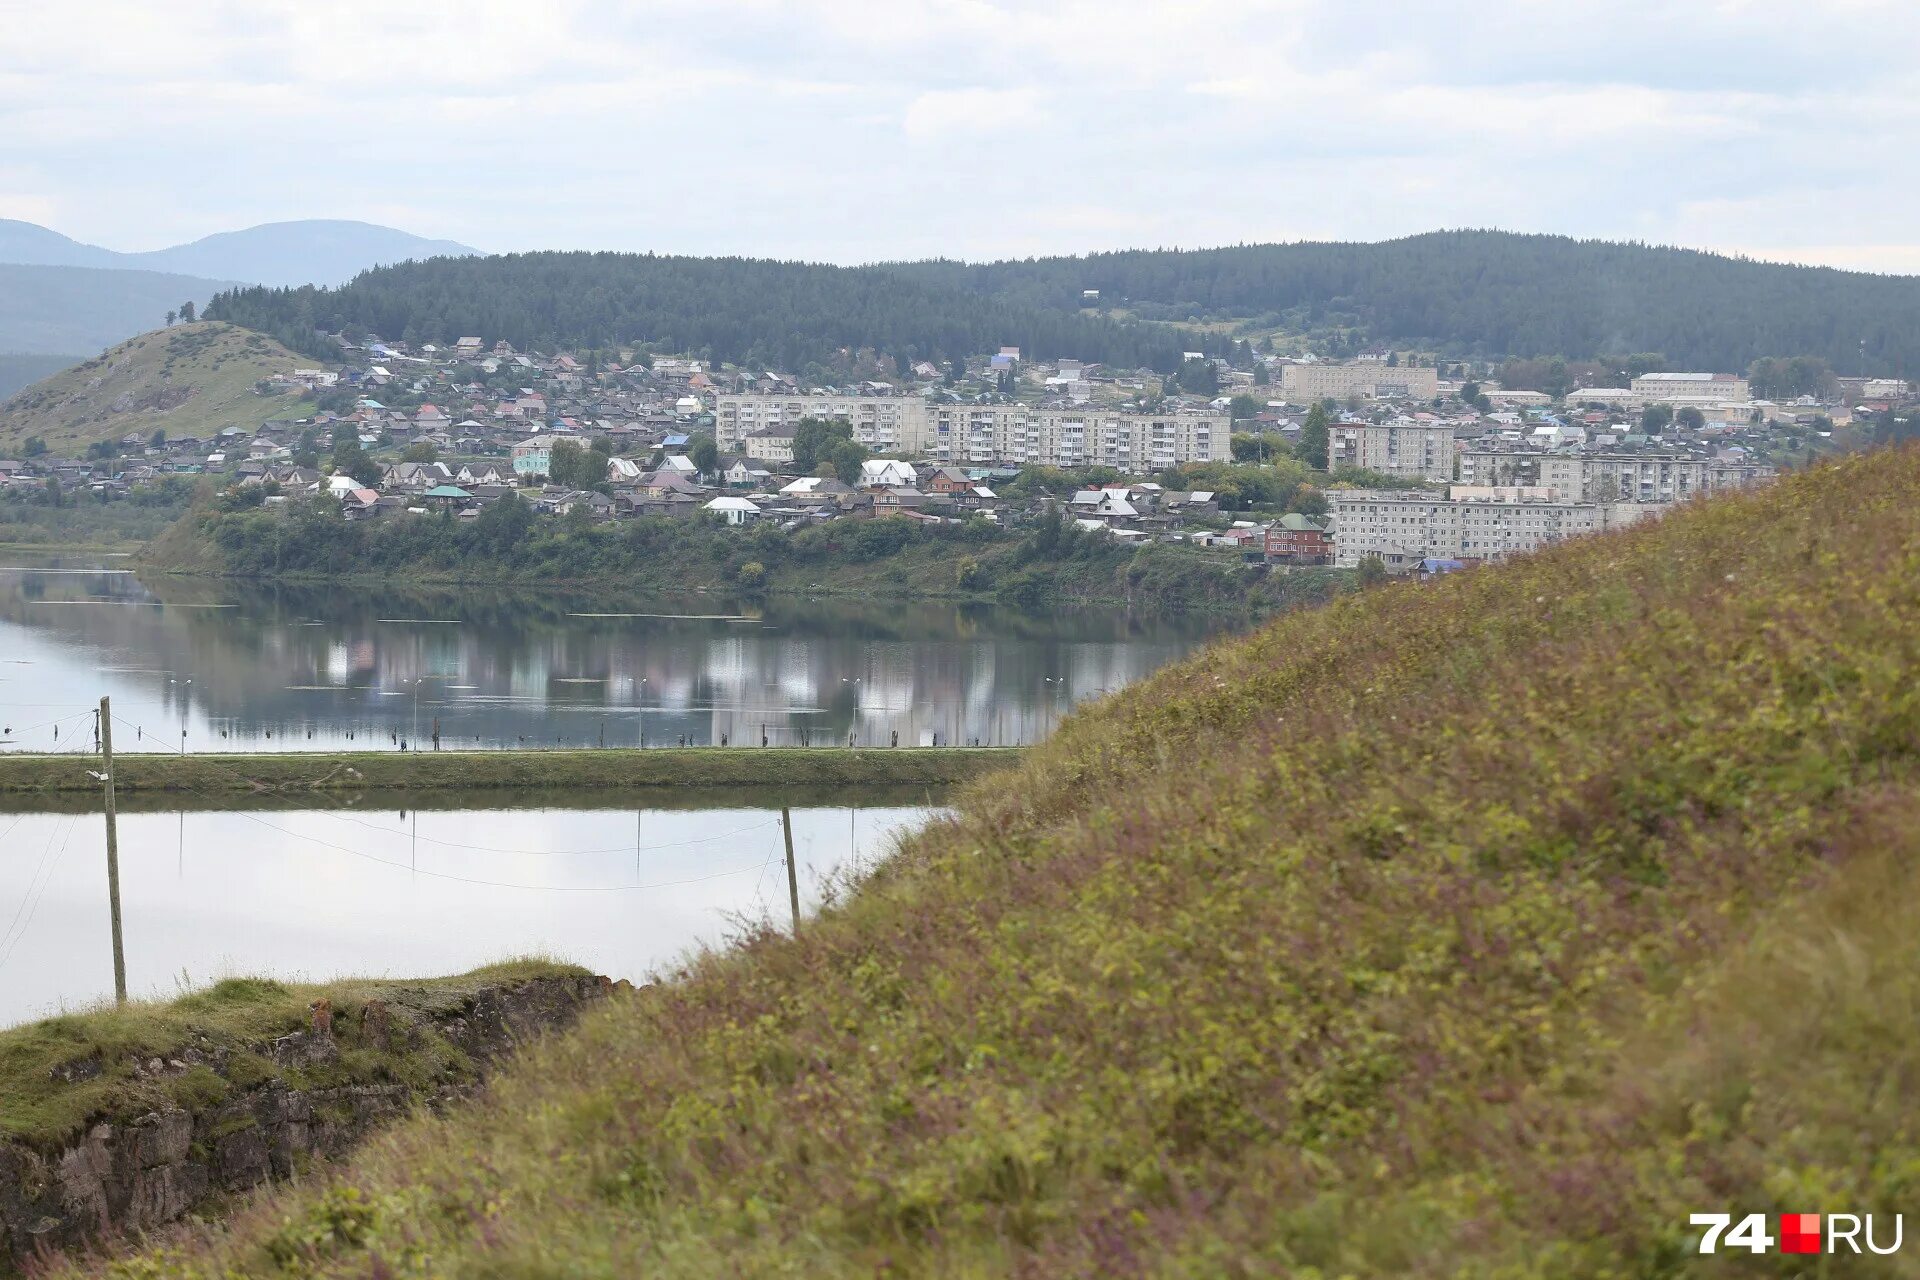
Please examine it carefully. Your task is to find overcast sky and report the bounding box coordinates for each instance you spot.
[4,0,1916,272]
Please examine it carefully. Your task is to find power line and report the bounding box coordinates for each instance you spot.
[302,810,779,857]
[227,809,781,894]
[0,816,78,972]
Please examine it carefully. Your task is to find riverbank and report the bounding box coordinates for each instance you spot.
[0,746,1015,796]
[0,961,607,1269]
[141,503,1352,614]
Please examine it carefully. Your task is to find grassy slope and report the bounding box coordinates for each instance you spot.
[0,322,313,455]
[53,448,1920,1278]
[0,961,584,1152]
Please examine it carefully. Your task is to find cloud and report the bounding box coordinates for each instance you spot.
[0,0,1914,272]
[902,87,1047,139]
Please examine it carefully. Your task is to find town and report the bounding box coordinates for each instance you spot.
[4,331,1898,577]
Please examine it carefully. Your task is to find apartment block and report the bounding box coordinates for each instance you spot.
[1279,362,1439,401]
[1631,372,1750,402]
[1455,448,1775,502]
[1326,419,1456,481]
[1329,487,1662,567]
[714,394,935,455]
[719,394,1227,471]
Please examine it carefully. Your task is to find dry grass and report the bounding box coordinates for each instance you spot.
[0,323,312,454]
[36,446,1920,1278]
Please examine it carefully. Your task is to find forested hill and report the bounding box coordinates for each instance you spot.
[885,231,1920,375]
[207,232,1920,376]
[205,252,1192,373]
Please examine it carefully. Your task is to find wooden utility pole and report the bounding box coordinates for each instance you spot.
[781,806,800,933]
[98,696,127,1005]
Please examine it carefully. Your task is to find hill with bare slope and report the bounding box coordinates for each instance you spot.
[28,447,1920,1277]
[0,322,313,455]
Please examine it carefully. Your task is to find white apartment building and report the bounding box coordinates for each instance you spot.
[1329,487,1663,567]
[1280,362,1439,400]
[1455,448,1775,502]
[718,394,1228,471]
[1630,372,1751,402]
[714,394,933,455]
[742,426,796,464]
[1326,419,1456,482]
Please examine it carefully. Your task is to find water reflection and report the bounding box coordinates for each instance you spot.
[0,555,1229,753]
[0,791,942,1027]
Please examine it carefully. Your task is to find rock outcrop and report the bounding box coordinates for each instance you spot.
[0,974,613,1272]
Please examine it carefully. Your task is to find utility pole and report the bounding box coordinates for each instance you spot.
[98,697,127,1005]
[781,806,799,933]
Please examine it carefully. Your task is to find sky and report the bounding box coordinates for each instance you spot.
[3,0,1918,273]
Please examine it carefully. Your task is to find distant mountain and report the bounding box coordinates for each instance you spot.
[0,263,238,355]
[0,354,87,400]
[0,219,479,288]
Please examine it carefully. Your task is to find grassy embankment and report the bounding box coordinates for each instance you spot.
[0,962,586,1153]
[0,747,1012,797]
[40,446,1920,1277]
[0,323,312,456]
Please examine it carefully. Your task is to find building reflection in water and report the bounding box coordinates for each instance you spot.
[0,562,1236,754]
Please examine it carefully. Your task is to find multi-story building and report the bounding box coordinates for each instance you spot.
[1325,418,1456,481]
[714,394,934,455]
[1455,447,1775,502]
[1328,487,1663,567]
[510,437,552,477]
[1280,361,1439,401]
[742,426,796,465]
[1630,372,1751,402]
[719,394,1228,471]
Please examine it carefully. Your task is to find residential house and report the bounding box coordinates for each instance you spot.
[1264,513,1332,565]
[511,437,553,478]
[704,496,762,526]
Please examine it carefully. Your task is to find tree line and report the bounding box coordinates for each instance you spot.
[205,252,1201,374]
[202,231,1920,384]
[883,231,1920,376]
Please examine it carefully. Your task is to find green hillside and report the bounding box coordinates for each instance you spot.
[207,232,1920,375]
[887,230,1920,374]
[42,447,1920,1277]
[0,322,312,455]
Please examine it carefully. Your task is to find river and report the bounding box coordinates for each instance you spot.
[0,555,1238,1026]
[0,554,1229,753]
[0,791,940,1027]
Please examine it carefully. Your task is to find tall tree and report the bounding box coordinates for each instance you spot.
[1300,402,1330,470]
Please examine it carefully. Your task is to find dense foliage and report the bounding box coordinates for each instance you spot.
[67,447,1920,1278]
[205,253,1195,373]
[887,230,1920,374]
[204,233,1920,378]
[161,498,1343,615]
[0,477,194,545]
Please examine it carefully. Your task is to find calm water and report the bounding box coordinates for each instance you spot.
[0,792,941,1027]
[0,555,1228,753]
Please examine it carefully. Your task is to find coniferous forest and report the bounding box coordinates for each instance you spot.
[208,230,1920,376]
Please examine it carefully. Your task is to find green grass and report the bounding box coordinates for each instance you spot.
[0,961,585,1153]
[40,446,1920,1277]
[0,747,1014,795]
[0,322,313,455]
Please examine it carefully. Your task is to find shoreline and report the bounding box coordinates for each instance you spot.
[0,745,1016,796]
[130,562,1332,616]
